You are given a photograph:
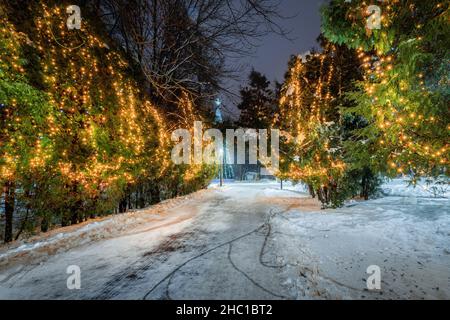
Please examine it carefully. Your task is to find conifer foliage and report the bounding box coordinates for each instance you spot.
[238,70,278,129]
[275,41,381,208]
[322,0,449,178]
[0,1,214,242]
[274,0,448,207]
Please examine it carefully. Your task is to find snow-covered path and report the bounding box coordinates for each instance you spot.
[0,182,449,300]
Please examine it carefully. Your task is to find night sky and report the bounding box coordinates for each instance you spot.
[223,0,327,118]
[247,0,327,83]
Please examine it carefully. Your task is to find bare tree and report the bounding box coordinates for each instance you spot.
[90,0,288,106]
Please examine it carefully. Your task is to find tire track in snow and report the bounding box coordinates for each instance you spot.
[142,208,294,300]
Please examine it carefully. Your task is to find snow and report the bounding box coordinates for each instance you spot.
[0,179,448,300]
[381,177,450,198]
[0,190,211,270]
[273,196,450,299]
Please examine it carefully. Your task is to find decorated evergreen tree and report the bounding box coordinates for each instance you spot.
[322,0,449,179]
[276,39,381,207]
[0,13,55,240]
[0,0,215,242]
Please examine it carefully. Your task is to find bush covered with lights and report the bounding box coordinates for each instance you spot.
[0,1,215,242]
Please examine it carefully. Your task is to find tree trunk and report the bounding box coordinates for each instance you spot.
[316,186,329,209]
[71,211,79,225]
[308,184,316,198]
[316,188,324,205]
[71,186,81,225]
[118,197,128,213]
[41,215,50,233]
[323,186,329,205]
[4,181,15,243]
[127,192,132,210]
[61,214,70,227]
[15,207,29,240]
[149,184,160,205]
[138,185,146,208]
[360,167,372,200]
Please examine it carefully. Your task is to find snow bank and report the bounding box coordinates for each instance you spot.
[0,190,211,270]
[381,177,450,198]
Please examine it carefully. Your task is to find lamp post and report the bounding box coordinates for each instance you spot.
[219,145,224,187]
[214,97,224,187]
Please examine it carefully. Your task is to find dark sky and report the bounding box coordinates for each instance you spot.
[222,0,327,118]
[245,0,327,83]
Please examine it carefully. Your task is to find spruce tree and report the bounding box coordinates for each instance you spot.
[238,70,277,129]
[276,40,381,207]
[322,0,449,179]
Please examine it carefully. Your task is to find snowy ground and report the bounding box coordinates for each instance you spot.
[0,179,449,300]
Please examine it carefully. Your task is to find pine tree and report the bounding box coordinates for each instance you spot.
[238,70,277,129]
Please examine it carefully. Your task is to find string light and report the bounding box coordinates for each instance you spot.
[1,2,212,210]
[277,46,345,185]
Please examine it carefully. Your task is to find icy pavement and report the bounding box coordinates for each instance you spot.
[0,181,449,299]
